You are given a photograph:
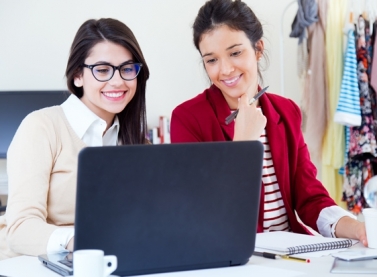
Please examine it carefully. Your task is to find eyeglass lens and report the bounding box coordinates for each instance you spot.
[92,63,141,81]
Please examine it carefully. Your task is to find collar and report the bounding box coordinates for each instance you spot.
[61,94,119,145]
[258,86,280,125]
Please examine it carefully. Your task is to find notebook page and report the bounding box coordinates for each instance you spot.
[255,231,357,255]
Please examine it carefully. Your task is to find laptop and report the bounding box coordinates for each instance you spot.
[39,141,263,276]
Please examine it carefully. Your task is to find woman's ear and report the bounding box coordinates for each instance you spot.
[74,75,83,87]
[255,40,264,60]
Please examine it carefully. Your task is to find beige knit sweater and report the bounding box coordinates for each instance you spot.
[0,106,86,259]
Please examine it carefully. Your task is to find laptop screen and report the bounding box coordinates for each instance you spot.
[74,141,263,276]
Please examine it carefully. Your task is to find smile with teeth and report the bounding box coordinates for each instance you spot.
[102,91,125,98]
[223,75,240,85]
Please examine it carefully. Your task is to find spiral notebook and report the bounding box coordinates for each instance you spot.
[255,231,355,255]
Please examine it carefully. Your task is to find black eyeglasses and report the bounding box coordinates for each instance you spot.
[82,62,143,82]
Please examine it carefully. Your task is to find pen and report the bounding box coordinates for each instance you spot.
[253,251,310,263]
[225,86,269,125]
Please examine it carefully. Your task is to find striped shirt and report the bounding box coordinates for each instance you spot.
[259,128,291,232]
[334,28,361,126]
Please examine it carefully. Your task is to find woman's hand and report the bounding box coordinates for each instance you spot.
[66,236,75,252]
[335,216,368,246]
[233,93,266,141]
[355,222,368,246]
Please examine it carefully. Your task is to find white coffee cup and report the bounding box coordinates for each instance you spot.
[363,208,377,249]
[73,249,117,277]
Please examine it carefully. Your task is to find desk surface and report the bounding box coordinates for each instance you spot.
[0,253,369,277]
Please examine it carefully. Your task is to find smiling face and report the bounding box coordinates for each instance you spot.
[199,25,263,109]
[74,41,137,125]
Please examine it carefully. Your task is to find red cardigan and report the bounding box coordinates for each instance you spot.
[170,85,337,234]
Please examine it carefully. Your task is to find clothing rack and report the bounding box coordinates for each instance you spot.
[279,0,297,97]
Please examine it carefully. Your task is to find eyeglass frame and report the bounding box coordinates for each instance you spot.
[82,62,143,82]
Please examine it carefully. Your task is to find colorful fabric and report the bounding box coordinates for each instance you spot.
[322,0,347,205]
[334,29,361,126]
[349,17,377,158]
[343,159,373,214]
[343,16,377,213]
[370,21,377,92]
[339,126,350,176]
[302,0,329,162]
[290,0,318,44]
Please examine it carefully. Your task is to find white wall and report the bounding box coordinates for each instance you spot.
[0,0,300,189]
[0,0,300,126]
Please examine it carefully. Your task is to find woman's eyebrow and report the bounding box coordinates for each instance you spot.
[121,59,135,64]
[92,61,111,65]
[202,52,213,58]
[91,59,134,65]
[201,43,243,57]
[226,43,242,50]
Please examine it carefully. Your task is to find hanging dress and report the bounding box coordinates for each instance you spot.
[321,0,347,206]
[342,16,377,214]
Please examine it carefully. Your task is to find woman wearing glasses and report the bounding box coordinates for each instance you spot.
[170,0,367,245]
[0,18,149,259]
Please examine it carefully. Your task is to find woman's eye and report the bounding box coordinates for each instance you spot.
[206,58,217,64]
[231,51,241,57]
[122,67,134,73]
[94,68,110,74]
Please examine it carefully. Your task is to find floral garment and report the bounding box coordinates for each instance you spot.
[342,16,377,214]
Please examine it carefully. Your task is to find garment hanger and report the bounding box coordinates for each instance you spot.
[365,0,377,33]
[349,0,355,24]
[344,0,356,34]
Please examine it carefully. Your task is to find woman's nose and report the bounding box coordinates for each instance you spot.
[108,69,124,86]
[219,59,234,75]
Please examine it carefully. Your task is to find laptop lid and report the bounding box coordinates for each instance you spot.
[74,141,263,276]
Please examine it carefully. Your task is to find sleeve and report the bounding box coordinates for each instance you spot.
[5,112,60,256]
[288,100,338,231]
[317,206,356,237]
[170,105,202,143]
[47,227,74,254]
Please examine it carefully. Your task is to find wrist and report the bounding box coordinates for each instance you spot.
[334,216,359,239]
[66,237,74,252]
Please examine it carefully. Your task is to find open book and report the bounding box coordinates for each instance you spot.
[255,231,355,255]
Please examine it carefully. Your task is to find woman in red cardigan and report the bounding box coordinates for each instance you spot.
[170,0,367,244]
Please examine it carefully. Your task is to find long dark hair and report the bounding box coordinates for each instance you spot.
[65,18,149,144]
[193,0,267,82]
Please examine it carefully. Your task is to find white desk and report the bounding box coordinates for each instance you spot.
[0,254,368,277]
